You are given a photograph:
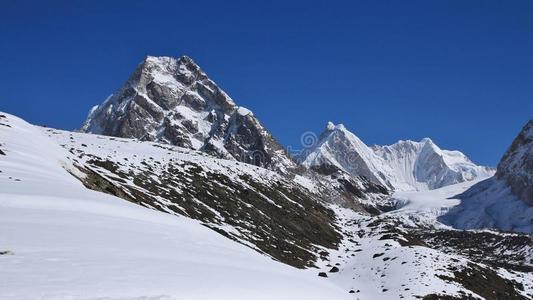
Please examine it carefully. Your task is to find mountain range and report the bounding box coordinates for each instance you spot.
[1,55,532,299]
[300,121,494,192]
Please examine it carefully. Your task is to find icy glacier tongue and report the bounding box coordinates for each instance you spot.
[81,55,296,173]
[0,113,351,300]
[439,178,533,234]
[301,122,493,192]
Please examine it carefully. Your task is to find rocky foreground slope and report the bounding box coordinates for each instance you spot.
[2,111,533,299]
[0,113,350,300]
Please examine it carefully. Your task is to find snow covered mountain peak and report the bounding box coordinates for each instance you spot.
[301,122,393,189]
[80,55,295,172]
[376,137,493,191]
[302,123,493,191]
[326,121,346,132]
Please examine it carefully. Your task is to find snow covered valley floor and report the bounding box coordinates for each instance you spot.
[1,112,532,299]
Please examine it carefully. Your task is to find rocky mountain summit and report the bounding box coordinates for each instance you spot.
[81,55,295,173]
[496,120,533,206]
[301,122,493,192]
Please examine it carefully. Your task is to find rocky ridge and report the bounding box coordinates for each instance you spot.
[81,56,296,173]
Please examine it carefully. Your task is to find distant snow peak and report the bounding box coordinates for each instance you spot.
[80,54,295,172]
[420,137,433,144]
[326,121,345,132]
[302,123,493,192]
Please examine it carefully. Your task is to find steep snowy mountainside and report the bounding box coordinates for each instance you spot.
[45,126,340,268]
[423,119,533,234]
[301,122,395,189]
[81,55,296,173]
[496,119,533,206]
[374,138,494,191]
[0,113,351,300]
[46,118,386,268]
[301,122,493,192]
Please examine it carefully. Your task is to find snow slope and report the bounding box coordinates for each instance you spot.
[440,178,533,234]
[384,177,533,234]
[0,113,350,300]
[314,206,533,299]
[386,179,485,228]
[301,122,493,192]
[2,112,531,299]
[40,125,345,268]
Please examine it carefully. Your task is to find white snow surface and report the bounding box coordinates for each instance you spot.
[236,106,253,116]
[440,178,533,234]
[302,122,493,192]
[385,177,533,234]
[0,113,350,300]
[385,179,484,228]
[301,122,395,188]
[316,207,481,299]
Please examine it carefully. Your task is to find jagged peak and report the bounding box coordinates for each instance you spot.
[143,54,194,64]
[420,137,433,144]
[177,55,196,64]
[139,55,202,74]
[236,106,253,117]
[379,137,437,151]
[325,121,346,132]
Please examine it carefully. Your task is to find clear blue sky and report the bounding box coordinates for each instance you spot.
[1,1,532,166]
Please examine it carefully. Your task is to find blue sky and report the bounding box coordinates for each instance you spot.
[1,0,532,166]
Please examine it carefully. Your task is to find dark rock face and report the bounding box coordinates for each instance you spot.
[496,120,533,206]
[81,55,295,173]
[417,229,533,273]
